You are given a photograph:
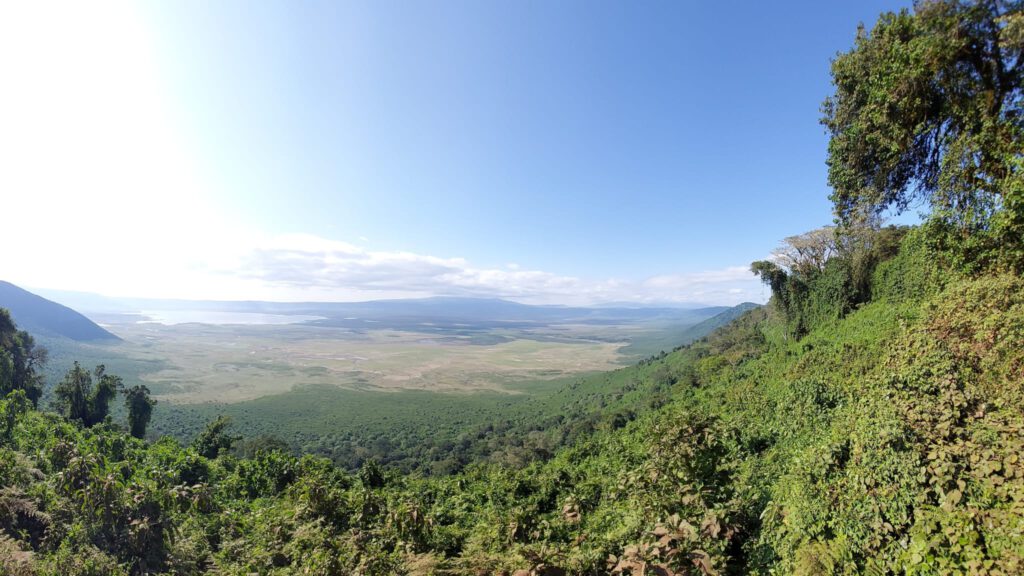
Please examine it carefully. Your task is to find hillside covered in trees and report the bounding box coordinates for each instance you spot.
[1,1,1023,574]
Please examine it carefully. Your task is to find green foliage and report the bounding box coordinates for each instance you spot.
[824,0,1024,274]
[872,226,945,303]
[983,155,1024,271]
[152,357,707,476]
[754,224,911,339]
[232,434,290,459]
[0,390,29,443]
[751,259,807,336]
[0,308,45,407]
[823,0,1023,227]
[123,385,156,440]
[191,415,241,459]
[51,363,121,428]
[358,458,387,489]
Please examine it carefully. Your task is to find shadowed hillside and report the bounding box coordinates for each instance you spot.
[0,281,118,341]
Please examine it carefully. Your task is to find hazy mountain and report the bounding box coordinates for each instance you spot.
[615,301,761,357]
[675,302,761,344]
[30,287,135,314]
[296,296,729,323]
[23,291,732,328]
[0,281,119,341]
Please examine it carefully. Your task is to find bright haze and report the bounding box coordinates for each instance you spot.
[0,1,904,306]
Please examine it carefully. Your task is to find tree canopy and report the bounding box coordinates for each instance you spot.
[52,362,121,427]
[192,415,241,459]
[0,308,45,406]
[823,0,1023,230]
[770,226,839,276]
[124,384,157,439]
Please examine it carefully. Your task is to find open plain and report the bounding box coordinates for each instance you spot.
[102,321,630,403]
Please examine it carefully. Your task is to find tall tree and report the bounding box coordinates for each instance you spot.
[823,1,1023,229]
[192,415,240,459]
[53,362,121,427]
[124,384,156,439]
[771,227,839,276]
[88,365,120,426]
[0,308,46,406]
[53,362,91,424]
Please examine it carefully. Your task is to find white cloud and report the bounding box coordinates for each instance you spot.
[199,233,766,306]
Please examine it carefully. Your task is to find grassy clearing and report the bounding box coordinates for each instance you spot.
[92,323,628,403]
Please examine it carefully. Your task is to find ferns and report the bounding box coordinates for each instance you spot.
[0,530,35,576]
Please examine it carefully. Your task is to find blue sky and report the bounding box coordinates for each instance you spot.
[0,1,909,305]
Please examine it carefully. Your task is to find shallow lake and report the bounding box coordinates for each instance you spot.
[137,310,324,325]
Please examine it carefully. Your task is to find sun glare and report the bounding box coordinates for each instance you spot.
[0,1,236,298]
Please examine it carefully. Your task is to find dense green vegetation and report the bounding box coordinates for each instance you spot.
[822,0,1024,270]
[150,358,699,475]
[1,1,1023,574]
[0,309,45,407]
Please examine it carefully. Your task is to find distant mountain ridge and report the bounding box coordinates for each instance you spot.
[0,281,119,341]
[30,291,737,327]
[674,301,761,345]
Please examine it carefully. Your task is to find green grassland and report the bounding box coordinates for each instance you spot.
[97,322,629,402]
